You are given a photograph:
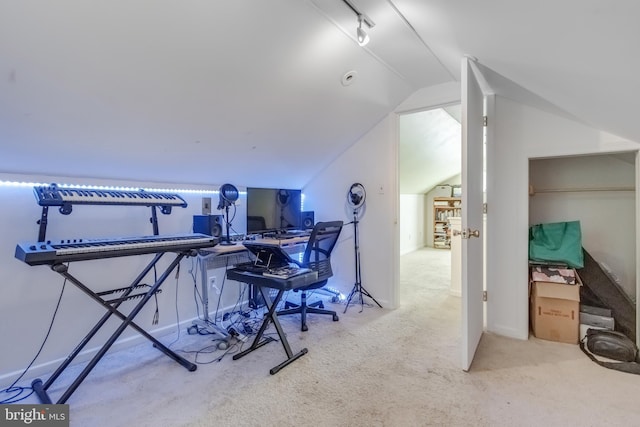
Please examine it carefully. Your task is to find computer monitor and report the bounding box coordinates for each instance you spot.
[246,187,302,234]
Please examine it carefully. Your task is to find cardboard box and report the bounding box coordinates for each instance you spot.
[530,279,581,344]
[433,185,452,197]
[531,266,576,284]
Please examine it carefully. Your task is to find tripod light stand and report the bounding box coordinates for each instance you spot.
[217,183,239,246]
[276,189,292,230]
[344,183,382,313]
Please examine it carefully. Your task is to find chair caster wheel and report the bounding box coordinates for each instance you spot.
[333,314,339,321]
[302,324,308,332]
[318,302,324,309]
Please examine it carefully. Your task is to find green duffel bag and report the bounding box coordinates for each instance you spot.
[529,220,584,268]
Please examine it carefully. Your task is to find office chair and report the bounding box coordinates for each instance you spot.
[277,220,343,331]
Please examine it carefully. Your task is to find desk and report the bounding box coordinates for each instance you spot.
[255,235,310,249]
[196,237,310,328]
[210,236,309,251]
[196,245,250,331]
[226,268,318,374]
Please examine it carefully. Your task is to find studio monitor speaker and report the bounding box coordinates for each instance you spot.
[301,211,315,229]
[193,215,224,238]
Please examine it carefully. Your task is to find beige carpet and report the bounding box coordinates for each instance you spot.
[17,248,640,426]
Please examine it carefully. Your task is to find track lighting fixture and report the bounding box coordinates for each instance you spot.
[342,0,375,46]
[356,15,369,46]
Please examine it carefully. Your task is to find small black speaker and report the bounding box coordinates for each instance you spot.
[193,215,224,237]
[301,211,315,229]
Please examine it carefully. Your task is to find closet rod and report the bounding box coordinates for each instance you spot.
[529,185,635,195]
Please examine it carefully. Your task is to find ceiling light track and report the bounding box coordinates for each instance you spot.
[341,0,375,46]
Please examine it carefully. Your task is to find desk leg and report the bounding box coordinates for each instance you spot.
[232,287,307,374]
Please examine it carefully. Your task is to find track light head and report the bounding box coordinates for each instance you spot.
[342,1,374,47]
[357,15,369,46]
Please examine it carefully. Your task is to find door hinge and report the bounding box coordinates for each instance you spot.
[482,291,487,301]
[483,203,487,214]
[483,116,488,126]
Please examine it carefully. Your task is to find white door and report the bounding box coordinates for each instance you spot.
[460,57,485,371]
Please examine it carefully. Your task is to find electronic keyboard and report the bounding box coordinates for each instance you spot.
[34,184,187,209]
[15,233,217,266]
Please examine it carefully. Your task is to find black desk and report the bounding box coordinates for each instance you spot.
[226,268,318,374]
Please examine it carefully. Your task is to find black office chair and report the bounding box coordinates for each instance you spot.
[277,220,343,331]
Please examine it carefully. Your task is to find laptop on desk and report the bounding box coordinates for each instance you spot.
[236,242,314,280]
[240,242,294,271]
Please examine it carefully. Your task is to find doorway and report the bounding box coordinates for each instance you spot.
[398,103,462,303]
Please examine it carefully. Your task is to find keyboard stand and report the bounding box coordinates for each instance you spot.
[226,268,318,374]
[31,251,197,404]
[233,286,307,375]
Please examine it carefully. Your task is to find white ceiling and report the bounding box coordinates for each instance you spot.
[1,1,639,189]
[400,105,460,194]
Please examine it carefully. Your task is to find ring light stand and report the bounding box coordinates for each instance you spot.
[344,183,382,313]
[276,189,291,230]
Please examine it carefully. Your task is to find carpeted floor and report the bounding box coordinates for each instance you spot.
[14,248,640,426]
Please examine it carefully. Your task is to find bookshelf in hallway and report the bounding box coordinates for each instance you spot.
[433,197,462,249]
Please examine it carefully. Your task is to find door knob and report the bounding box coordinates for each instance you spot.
[453,228,480,239]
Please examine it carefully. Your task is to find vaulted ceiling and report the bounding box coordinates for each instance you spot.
[1,1,638,189]
[400,105,461,195]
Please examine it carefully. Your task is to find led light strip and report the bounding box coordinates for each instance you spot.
[0,180,248,195]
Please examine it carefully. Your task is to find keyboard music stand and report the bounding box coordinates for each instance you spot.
[30,250,198,405]
[19,184,207,404]
[226,268,318,374]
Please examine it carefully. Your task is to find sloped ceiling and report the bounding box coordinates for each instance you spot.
[400,105,460,194]
[1,1,638,189]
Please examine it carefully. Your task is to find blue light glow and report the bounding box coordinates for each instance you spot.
[0,180,246,195]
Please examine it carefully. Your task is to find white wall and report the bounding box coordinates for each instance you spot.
[399,194,425,255]
[487,96,640,340]
[303,115,399,309]
[0,173,248,387]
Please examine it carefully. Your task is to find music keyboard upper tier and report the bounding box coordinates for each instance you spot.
[15,233,218,265]
[34,185,187,208]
